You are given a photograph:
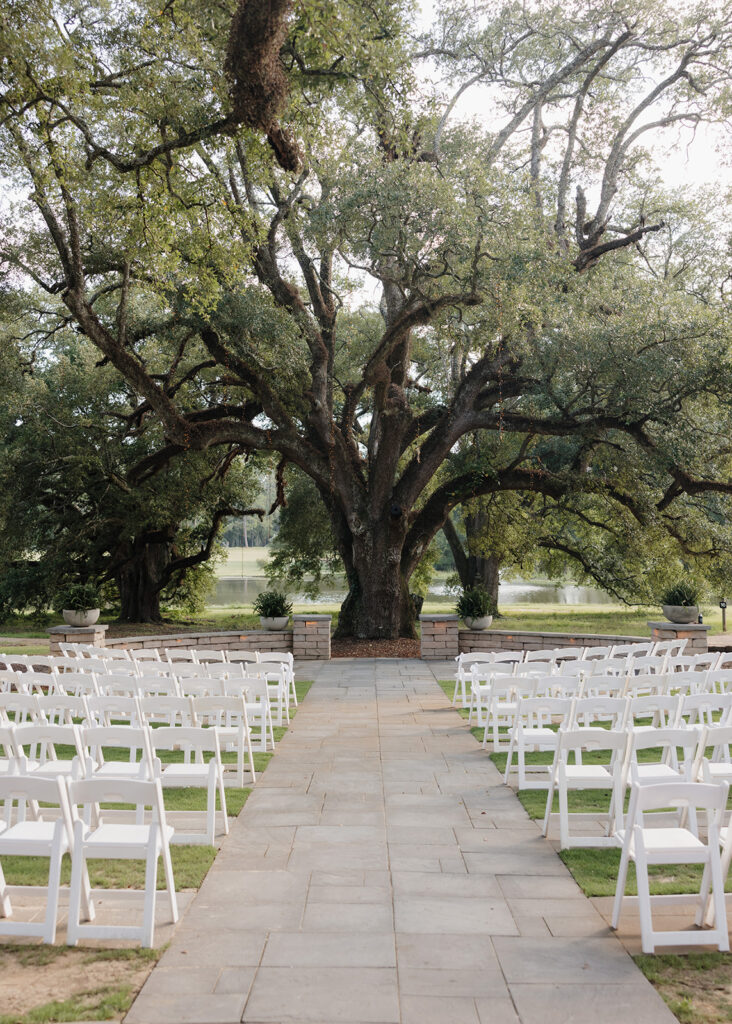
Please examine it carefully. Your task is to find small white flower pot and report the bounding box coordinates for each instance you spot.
[62,609,100,627]
[464,615,493,630]
[662,604,699,624]
[260,616,289,631]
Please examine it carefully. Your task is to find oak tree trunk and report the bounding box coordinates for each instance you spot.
[330,507,417,640]
[114,537,173,622]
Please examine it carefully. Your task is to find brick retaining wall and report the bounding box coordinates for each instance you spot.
[49,616,332,660]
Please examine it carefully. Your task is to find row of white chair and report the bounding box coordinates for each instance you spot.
[1,715,233,844]
[458,652,729,708]
[1,665,288,733]
[535,722,732,850]
[453,639,697,703]
[470,670,732,731]
[502,696,732,788]
[0,768,177,946]
[0,691,261,781]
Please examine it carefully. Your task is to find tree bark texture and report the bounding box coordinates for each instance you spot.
[114,537,172,622]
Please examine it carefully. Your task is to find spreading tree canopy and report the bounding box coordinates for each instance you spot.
[1,0,732,636]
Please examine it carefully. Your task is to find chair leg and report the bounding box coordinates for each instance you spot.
[66,822,86,946]
[558,771,570,850]
[709,848,729,951]
[217,765,229,836]
[160,836,179,923]
[0,859,12,918]
[141,834,158,948]
[43,822,66,943]
[635,846,655,954]
[611,840,632,929]
[542,779,555,837]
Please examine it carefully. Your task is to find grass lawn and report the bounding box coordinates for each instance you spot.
[0,597,728,644]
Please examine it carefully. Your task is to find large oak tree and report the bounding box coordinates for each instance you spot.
[1,0,732,637]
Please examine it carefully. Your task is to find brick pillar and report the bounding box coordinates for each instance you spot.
[420,614,459,660]
[647,621,710,655]
[292,615,331,660]
[48,623,109,655]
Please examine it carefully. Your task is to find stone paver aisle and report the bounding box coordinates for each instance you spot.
[126,659,675,1024]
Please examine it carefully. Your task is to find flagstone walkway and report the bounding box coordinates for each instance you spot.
[125,658,675,1024]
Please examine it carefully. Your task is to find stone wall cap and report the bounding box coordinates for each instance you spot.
[457,629,646,641]
[419,614,459,622]
[292,614,332,621]
[647,621,711,631]
[48,624,109,634]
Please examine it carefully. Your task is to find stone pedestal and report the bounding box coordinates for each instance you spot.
[647,620,710,655]
[48,623,109,655]
[292,615,331,660]
[420,614,459,660]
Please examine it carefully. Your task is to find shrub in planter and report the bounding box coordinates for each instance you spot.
[660,581,700,624]
[455,586,497,629]
[253,590,293,630]
[53,581,102,627]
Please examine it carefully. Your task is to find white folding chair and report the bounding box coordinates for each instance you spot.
[0,726,18,775]
[581,673,628,699]
[550,646,587,662]
[80,724,155,782]
[138,696,195,728]
[696,724,732,788]
[625,694,680,732]
[542,727,629,848]
[612,780,729,953]
[83,695,142,726]
[54,671,100,699]
[650,638,688,658]
[611,642,653,660]
[163,648,197,663]
[66,776,177,948]
[453,653,499,706]
[257,652,297,707]
[569,696,629,730]
[622,726,702,833]
[37,694,87,726]
[481,678,537,751]
[205,662,246,679]
[225,651,259,666]
[0,774,76,943]
[179,677,225,699]
[625,672,670,698]
[523,650,557,666]
[12,722,85,779]
[468,664,515,725]
[582,645,614,661]
[224,677,273,751]
[0,693,42,726]
[503,696,572,789]
[192,695,256,786]
[707,670,732,695]
[128,649,161,663]
[677,693,732,729]
[149,726,229,845]
[195,649,227,664]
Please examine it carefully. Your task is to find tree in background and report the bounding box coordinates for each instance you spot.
[2,0,732,637]
[0,336,262,621]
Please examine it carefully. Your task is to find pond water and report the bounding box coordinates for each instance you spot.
[210,576,617,608]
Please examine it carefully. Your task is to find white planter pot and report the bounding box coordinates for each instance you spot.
[260,616,289,631]
[464,615,493,631]
[662,604,699,624]
[62,608,100,627]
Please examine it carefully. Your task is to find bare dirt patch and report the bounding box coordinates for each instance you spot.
[0,944,156,1021]
[635,952,732,1024]
[330,637,420,659]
